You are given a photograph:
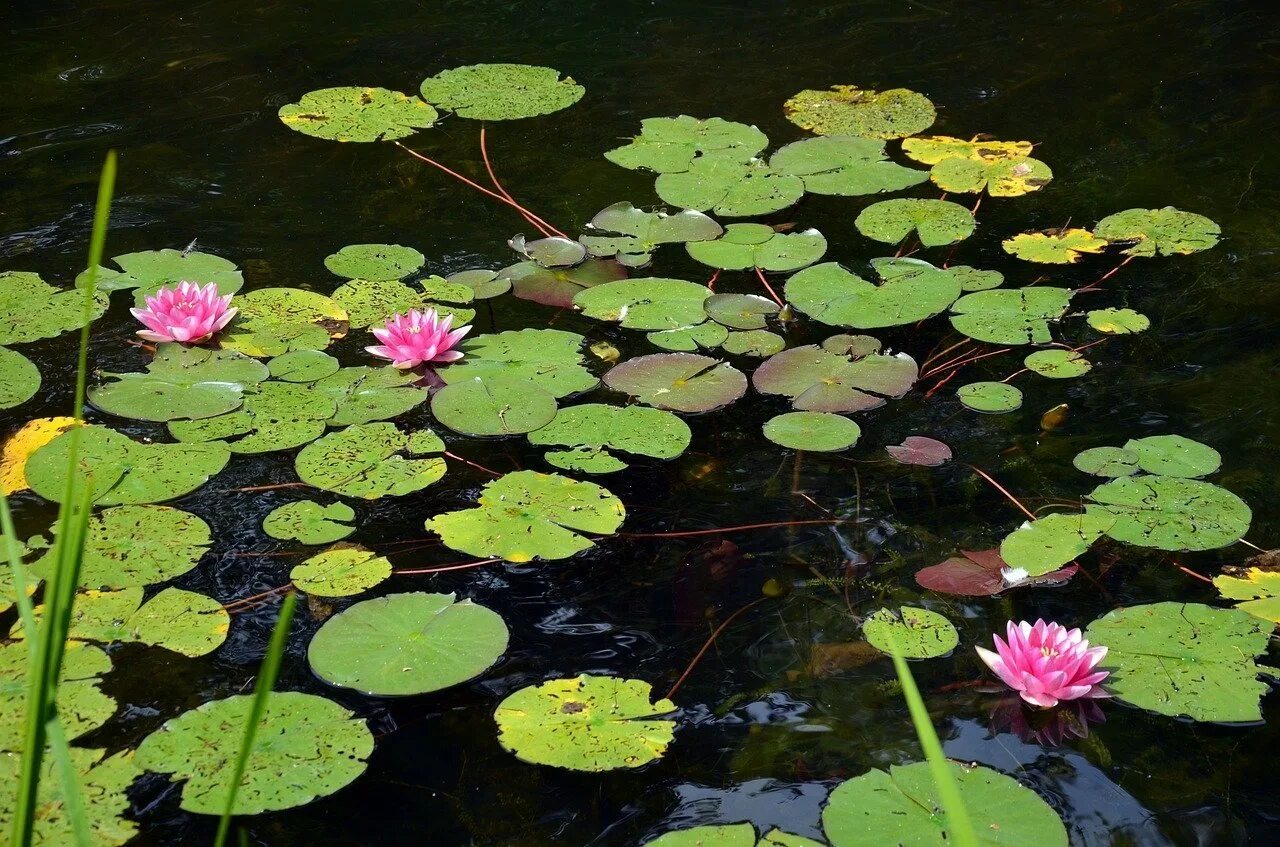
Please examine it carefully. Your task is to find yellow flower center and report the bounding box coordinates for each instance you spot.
[1041,647,1059,659]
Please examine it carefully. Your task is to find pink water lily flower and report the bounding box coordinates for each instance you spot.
[975,619,1109,709]
[366,308,470,369]
[130,281,236,344]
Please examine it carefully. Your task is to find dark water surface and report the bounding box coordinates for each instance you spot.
[4,0,1280,844]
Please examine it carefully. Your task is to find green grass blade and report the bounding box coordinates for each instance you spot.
[0,497,38,653]
[214,591,298,847]
[45,719,91,847]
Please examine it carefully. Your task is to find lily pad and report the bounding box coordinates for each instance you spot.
[645,824,757,847]
[956,381,1022,413]
[1086,475,1250,550]
[296,423,446,499]
[308,592,508,695]
[655,155,805,217]
[263,500,356,544]
[1214,565,1280,625]
[949,287,1073,344]
[604,116,768,174]
[722,330,786,357]
[509,235,586,268]
[902,136,1035,163]
[862,606,958,658]
[89,343,269,422]
[753,344,917,413]
[930,154,1052,197]
[501,258,628,308]
[426,470,625,562]
[855,199,975,247]
[439,328,598,397]
[687,224,826,272]
[268,350,341,382]
[431,375,558,436]
[575,278,713,331]
[823,761,1067,846]
[1085,602,1271,722]
[167,381,334,454]
[291,544,392,598]
[770,136,928,195]
[420,64,583,121]
[544,447,629,474]
[604,353,747,414]
[529,404,691,468]
[1094,207,1221,257]
[999,512,1114,576]
[311,365,429,426]
[279,86,437,141]
[762,412,861,452]
[0,641,116,751]
[447,268,510,299]
[885,436,952,466]
[949,265,1004,292]
[785,258,962,328]
[0,748,138,846]
[1073,446,1139,477]
[915,548,1077,596]
[35,505,210,590]
[135,691,373,814]
[1123,434,1221,477]
[494,675,676,771]
[0,347,39,410]
[1024,349,1092,379]
[20,587,230,656]
[1087,307,1150,334]
[783,85,935,139]
[579,202,723,267]
[648,321,729,352]
[324,243,425,281]
[0,271,107,346]
[221,287,348,357]
[79,248,244,305]
[705,293,780,330]
[331,278,430,328]
[1002,229,1107,264]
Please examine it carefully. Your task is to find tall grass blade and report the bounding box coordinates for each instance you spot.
[214,591,298,847]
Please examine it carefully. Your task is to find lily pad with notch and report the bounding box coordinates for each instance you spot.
[279,86,437,141]
[604,116,768,174]
[89,343,269,422]
[1087,307,1150,334]
[885,436,951,466]
[686,223,826,272]
[1094,207,1221,257]
[956,381,1022,413]
[1085,474,1250,551]
[431,375,559,436]
[722,330,785,357]
[1000,511,1115,576]
[501,258,628,308]
[220,287,349,357]
[78,248,244,302]
[862,606,958,659]
[753,343,918,413]
[290,544,392,598]
[785,258,962,329]
[34,505,210,590]
[1024,349,1092,379]
[604,353,748,414]
[0,271,108,346]
[263,500,356,544]
[420,63,583,121]
[168,381,335,454]
[439,328,598,398]
[949,286,1073,344]
[1003,229,1107,264]
[762,411,861,452]
[655,155,805,217]
[574,278,714,331]
[647,321,729,352]
[296,423,447,499]
[855,199,975,247]
[770,135,928,195]
[915,547,1077,596]
[324,243,425,281]
[19,587,230,657]
[705,293,780,330]
[579,202,723,267]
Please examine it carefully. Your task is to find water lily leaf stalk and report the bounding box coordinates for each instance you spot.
[885,630,979,847]
[214,590,298,847]
[10,151,116,847]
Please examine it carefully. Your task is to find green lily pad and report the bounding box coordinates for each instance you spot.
[0,641,115,751]
[575,278,713,331]
[1214,565,1280,626]
[509,235,586,268]
[500,257,628,308]
[604,353,748,414]
[580,202,723,267]
[1085,602,1271,722]
[1123,434,1221,477]
[311,365,429,426]
[648,321,728,352]
[956,381,1022,413]
[431,375,558,436]
[855,199,975,247]
[785,258,962,328]
[1087,307,1150,334]
[439,328,597,398]
[783,85,935,139]
[447,268,510,299]
[331,278,428,328]
[687,224,827,272]
[705,293,780,330]
[528,404,692,468]
[753,344,917,413]
[1002,229,1107,264]
[19,587,230,657]
[930,155,1053,197]
[823,761,1067,847]
[771,135,928,195]
[263,500,356,544]
[604,116,768,174]
[296,423,446,499]
[999,512,1115,576]
[168,381,334,454]
[1073,446,1139,477]
[89,343,269,422]
[494,675,676,771]
[268,350,341,382]
[324,243,425,281]
[25,425,230,505]
[220,287,348,357]
[862,606,958,658]
[543,447,630,474]
[426,471,625,562]
[34,505,210,590]
[1024,349,1092,379]
[722,330,785,357]
[656,155,805,217]
[279,86,437,141]
[420,64,583,120]
[308,592,508,695]
[78,248,244,302]
[1086,474,1250,550]
[0,347,39,410]
[645,824,757,847]
[0,748,138,846]
[0,271,107,346]
[762,411,861,452]
[1094,207,1221,257]
[949,265,1004,292]
[136,691,373,814]
[949,287,1073,344]
[290,544,391,598]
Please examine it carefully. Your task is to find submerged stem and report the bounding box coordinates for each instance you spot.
[664,596,769,701]
[479,125,554,237]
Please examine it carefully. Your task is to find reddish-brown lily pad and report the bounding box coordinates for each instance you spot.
[604,352,747,414]
[914,548,1077,596]
[885,436,952,466]
[752,342,917,413]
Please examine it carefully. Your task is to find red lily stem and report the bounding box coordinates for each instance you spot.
[965,464,1037,521]
[919,345,978,379]
[443,450,503,477]
[223,583,293,611]
[753,267,785,307]
[707,269,721,291]
[393,141,568,238]
[1077,254,1135,293]
[221,482,308,493]
[620,519,839,539]
[921,347,1013,381]
[479,125,554,238]
[664,596,769,701]
[1169,559,1215,585]
[921,339,973,370]
[395,558,502,576]
[971,194,984,216]
[922,367,962,399]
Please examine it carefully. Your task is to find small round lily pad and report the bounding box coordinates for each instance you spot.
[279,86,437,142]
[324,243,425,281]
[783,85,935,139]
[604,353,747,414]
[862,606,958,658]
[1094,207,1221,257]
[263,501,357,544]
[420,64,584,120]
[1087,307,1150,334]
[1024,349,1092,378]
[1123,434,1221,478]
[431,375,559,436]
[0,347,40,410]
[956,381,1022,413]
[1073,446,1140,477]
[762,412,861,452]
[290,544,391,598]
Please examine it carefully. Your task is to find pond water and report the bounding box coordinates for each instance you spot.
[4,0,1280,844]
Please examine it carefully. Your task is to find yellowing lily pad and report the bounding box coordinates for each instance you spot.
[1002,229,1107,264]
[784,85,935,139]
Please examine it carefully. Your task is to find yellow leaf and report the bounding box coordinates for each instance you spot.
[0,416,81,494]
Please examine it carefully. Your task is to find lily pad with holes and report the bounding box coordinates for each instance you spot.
[823,761,1067,847]
[753,344,918,414]
[770,136,928,195]
[308,592,508,695]
[0,271,108,346]
[89,343,269,422]
[915,548,1077,596]
[705,293,780,330]
[1214,565,1280,625]
[269,350,341,383]
[1085,602,1271,722]
[575,278,714,331]
[0,641,116,751]
[263,501,356,545]
[1094,207,1221,257]
[544,447,629,474]
[500,257,628,308]
[1025,349,1092,379]
[167,381,334,454]
[0,748,138,846]
[957,381,1022,413]
[902,136,1035,164]
[1087,307,1149,334]
[604,116,768,174]
[420,64,583,121]
[862,607,958,658]
[494,675,676,771]
[311,365,429,426]
[324,243,424,281]
[1003,229,1107,264]
[431,375,558,436]
[1073,446,1140,477]
[949,265,1004,292]
[783,85,935,139]
[439,328,598,397]
[78,248,244,302]
[34,505,210,590]
[604,353,747,414]
[296,423,446,499]
[279,86,437,141]
[0,347,39,410]
[645,825,757,847]
[1000,512,1114,576]
[762,411,861,452]
[930,155,1052,197]
[427,470,625,562]
[1086,475,1250,551]
[785,258,962,328]
[722,330,785,357]
[855,199,975,247]
[686,224,826,272]
[331,278,429,328]
[290,544,391,598]
[1123,434,1221,477]
[220,287,348,357]
[136,691,373,814]
[655,155,805,218]
[579,202,723,267]
[949,287,1073,344]
[885,436,951,466]
[17,587,230,657]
